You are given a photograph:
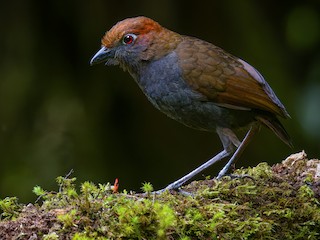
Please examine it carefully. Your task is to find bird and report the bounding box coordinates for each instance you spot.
[90,16,292,192]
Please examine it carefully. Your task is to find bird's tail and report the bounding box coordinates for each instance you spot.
[256,114,293,148]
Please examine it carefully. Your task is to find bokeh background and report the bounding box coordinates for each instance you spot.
[0,0,319,202]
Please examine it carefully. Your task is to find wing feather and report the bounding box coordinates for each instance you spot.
[177,37,289,118]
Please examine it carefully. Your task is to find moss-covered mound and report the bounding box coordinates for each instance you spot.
[0,151,319,239]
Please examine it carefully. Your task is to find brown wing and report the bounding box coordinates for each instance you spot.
[177,36,289,118]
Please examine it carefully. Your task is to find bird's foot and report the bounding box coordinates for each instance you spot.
[151,183,193,196]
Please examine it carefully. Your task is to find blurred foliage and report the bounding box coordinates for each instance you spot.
[0,0,319,202]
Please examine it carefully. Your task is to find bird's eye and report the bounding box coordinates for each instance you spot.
[122,34,137,45]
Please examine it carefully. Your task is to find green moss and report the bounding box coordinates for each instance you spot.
[141,182,154,194]
[0,152,320,239]
[0,197,21,220]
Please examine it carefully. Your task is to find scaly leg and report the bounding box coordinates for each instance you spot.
[154,124,259,194]
[159,149,230,193]
[217,123,260,179]
[155,127,239,193]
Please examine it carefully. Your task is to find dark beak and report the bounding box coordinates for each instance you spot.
[90,46,111,65]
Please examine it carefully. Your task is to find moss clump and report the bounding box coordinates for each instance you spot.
[0,197,21,220]
[0,151,320,239]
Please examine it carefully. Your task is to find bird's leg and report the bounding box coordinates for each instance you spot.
[154,127,238,194]
[155,149,231,194]
[217,123,260,179]
[154,124,259,194]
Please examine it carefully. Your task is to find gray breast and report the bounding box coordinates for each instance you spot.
[133,52,252,131]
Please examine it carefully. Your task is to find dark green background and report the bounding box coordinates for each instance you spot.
[1,0,319,202]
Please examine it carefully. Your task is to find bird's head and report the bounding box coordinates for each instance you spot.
[90,16,181,73]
